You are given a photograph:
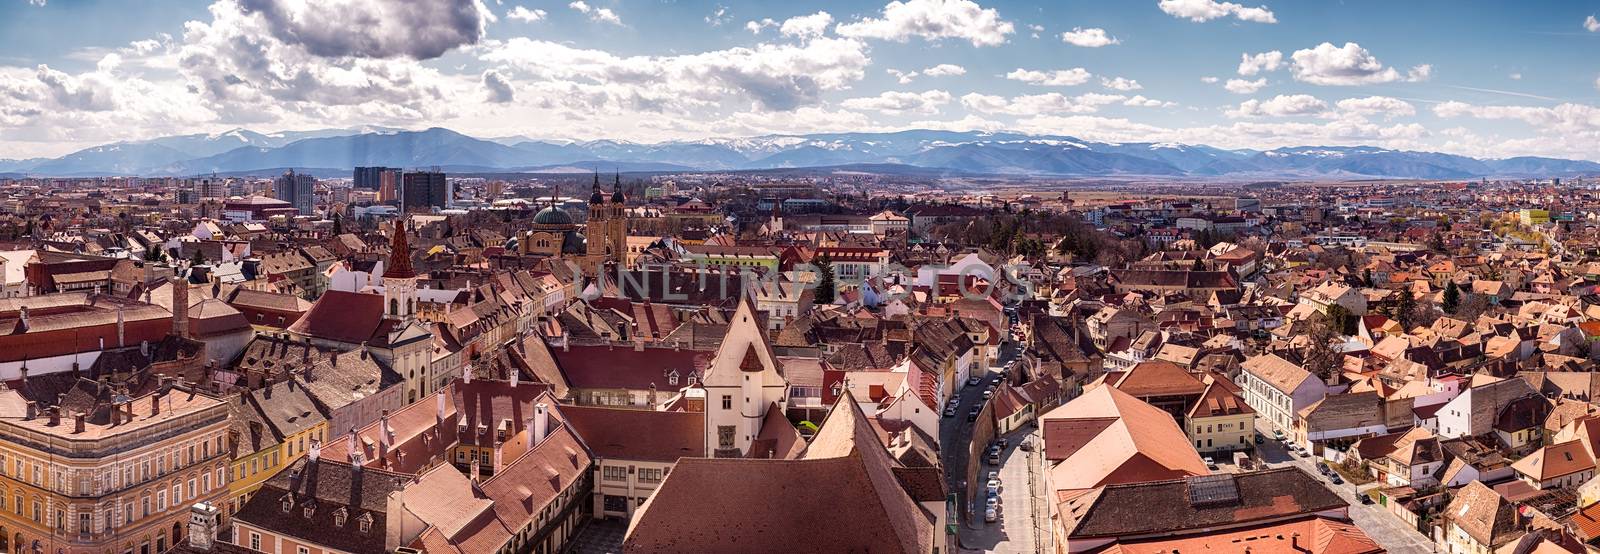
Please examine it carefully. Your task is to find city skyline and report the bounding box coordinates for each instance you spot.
[2,0,1600,161]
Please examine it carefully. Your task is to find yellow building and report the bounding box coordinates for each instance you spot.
[225,382,327,517]
[0,379,231,554]
[1187,380,1256,454]
[1520,208,1550,226]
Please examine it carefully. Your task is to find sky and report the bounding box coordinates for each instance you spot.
[2,0,1600,160]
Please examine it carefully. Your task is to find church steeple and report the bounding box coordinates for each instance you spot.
[589,171,604,204]
[611,171,625,204]
[383,220,415,279]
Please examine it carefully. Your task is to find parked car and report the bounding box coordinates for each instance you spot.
[968,375,982,386]
[967,408,980,422]
[943,405,958,417]
[987,471,1000,482]
[986,495,1000,509]
[1358,493,1374,505]
[996,438,1009,450]
[1254,434,1264,445]
[1330,474,1344,485]
[987,448,1002,465]
[987,480,1001,495]
[982,389,994,400]
[1204,456,1218,470]
[985,507,999,523]
[1019,438,1033,452]
[1316,462,1331,475]
[1273,430,1285,441]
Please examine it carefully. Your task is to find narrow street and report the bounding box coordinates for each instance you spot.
[1254,424,1435,554]
[940,340,1048,554]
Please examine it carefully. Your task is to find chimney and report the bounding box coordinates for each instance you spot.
[46,407,60,427]
[380,410,392,447]
[308,439,321,461]
[116,306,126,347]
[73,412,85,433]
[533,403,549,444]
[17,306,27,331]
[151,393,161,416]
[510,370,519,388]
[18,365,27,389]
[462,365,472,385]
[435,390,446,425]
[24,401,35,420]
[170,277,189,339]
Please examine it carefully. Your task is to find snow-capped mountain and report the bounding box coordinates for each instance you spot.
[9,128,1600,179]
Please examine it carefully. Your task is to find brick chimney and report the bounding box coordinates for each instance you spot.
[151,393,161,416]
[73,412,85,434]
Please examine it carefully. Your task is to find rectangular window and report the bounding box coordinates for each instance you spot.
[721,395,732,410]
[249,533,261,551]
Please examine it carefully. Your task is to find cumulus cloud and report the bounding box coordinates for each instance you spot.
[780,11,833,38]
[482,69,514,103]
[1005,67,1092,86]
[1586,15,1600,32]
[1027,24,1043,39]
[887,68,918,84]
[1157,0,1276,23]
[1223,78,1266,94]
[568,0,620,25]
[1237,50,1282,76]
[1433,100,1600,135]
[480,36,871,112]
[835,0,1015,47]
[1335,96,1413,118]
[1060,27,1119,47]
[1406,64,1432,82]
[840,89,952,114]
[1290,42,1402,86]
[922,63,966,77]
[1200,76,1219,83]
[1227,94,1327,118]
[26,0,46,6]
[506,6,545,22]
[1101,77,1141,91]
[746,18,776,34]
[237,0,491,60]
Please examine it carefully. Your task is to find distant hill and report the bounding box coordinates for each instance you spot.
[10,127,1600,180]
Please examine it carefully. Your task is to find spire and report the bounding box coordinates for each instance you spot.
[383,220,416,279]
[611,170,625,203]
[589,171,604,204]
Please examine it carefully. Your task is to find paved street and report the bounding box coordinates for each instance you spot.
[940,340,1049,554]
[1254,428,1434,554]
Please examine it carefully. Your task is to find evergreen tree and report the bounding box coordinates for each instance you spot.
[1397,288,1416,329]
[191,249,206,267]
[814,253,835,305]
[1442,281,1460,314]
[332,213,343,235]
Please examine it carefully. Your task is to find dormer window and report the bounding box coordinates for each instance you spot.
[332,507,348,528]
[279,494,294,514]
[357,512,373,534]
[667,370,679,386]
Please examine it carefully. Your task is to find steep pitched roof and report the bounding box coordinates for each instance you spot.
[1040,385,1208,491]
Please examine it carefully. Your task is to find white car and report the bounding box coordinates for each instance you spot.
[986,496,1000,509]
[987,471,1000,482]
[1204,456,1218,470]
[985,507,999,523]
[986,479,1001,495]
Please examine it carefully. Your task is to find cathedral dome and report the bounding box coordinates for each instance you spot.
[533,205,573,225]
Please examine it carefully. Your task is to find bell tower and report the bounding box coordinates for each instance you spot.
[383,219,417,323]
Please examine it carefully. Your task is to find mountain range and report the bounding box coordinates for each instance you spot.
[5,127,1599,180]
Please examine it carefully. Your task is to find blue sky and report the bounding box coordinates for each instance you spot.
[2,0,1599,160]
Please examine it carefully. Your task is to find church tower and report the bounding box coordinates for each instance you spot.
[383,219,417,323]
[587,172,628,264]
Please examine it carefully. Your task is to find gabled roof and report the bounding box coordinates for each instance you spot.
[1112,360,1205,398]
[1511,440,1594,481]
[1040,385,1207,491]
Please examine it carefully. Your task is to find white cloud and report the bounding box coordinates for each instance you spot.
[780,11,833,38]
[506,6,546,22]
[1223,78,1266,94]
[834,0,1015,47]
[1509,72,1522,80]
[1060,27,1119,47]
[1432,101,1600,136]
[1157,0,1276,23]
[481,36,871,112]
[568,1,621,25]
[705,4,730,27]
[745,18,776,34]
[841,89,952,114]
[887,68,918,84]
[1336,96,1414,118]
[1406,64,1432,82]
[482,69,514,103]
[237,0,492,59]
[1586,15,1600,32]
[1200,76,1219,83]
[27,0,46,5]
[1005,67,1092,86]
[1227,94,1327,118]
[1596,76,1600,91]
[961,91,1163,116]
[923,63,966,76]
[1290,42,1402,86]
[1101,77,1141,91]
[1237,50,1282,76]
[1027,24,1043,39]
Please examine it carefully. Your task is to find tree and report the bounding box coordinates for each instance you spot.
[1396,288,1417,329]
[1442,281,1460,314]
[191,249,206,266]
[1429,232,1447,253]
[1362,268,1374,287]
[1326,304,1355,336]
[813,253,835,305]
[1302,315,1344,383]
[144,247,166,263]
[332,213,344,235]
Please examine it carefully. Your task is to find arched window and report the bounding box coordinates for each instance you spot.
[390,299,398,315]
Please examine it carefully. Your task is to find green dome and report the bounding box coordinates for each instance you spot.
[533,205,573,225]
